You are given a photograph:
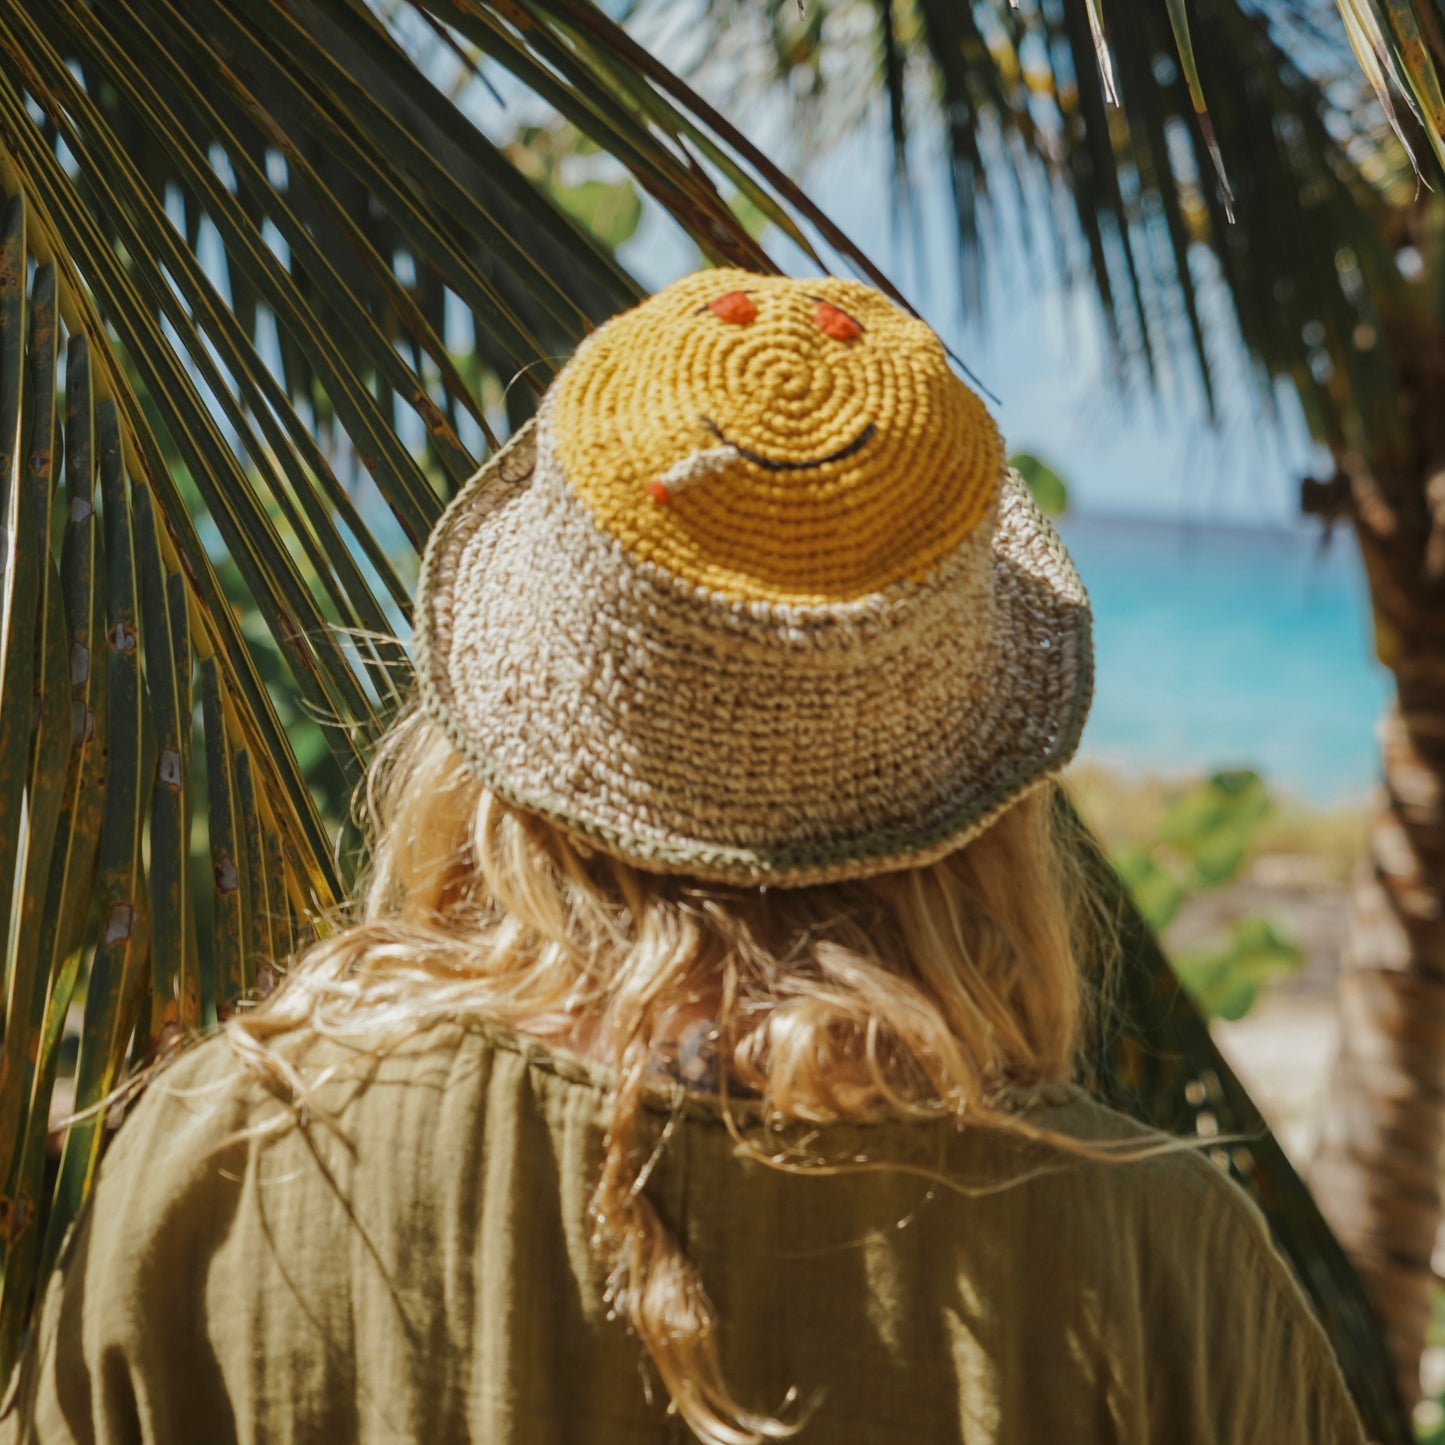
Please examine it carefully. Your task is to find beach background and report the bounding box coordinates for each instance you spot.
[1061,513,1387,806]
[1059,508,1379,1154]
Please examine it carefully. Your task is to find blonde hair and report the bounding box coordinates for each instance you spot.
[228,705,1110,1443]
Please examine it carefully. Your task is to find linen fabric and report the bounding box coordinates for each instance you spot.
[2,1021,1363,1444]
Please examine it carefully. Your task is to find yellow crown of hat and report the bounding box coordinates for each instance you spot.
[416,269,1091,887]
[550,269,1003,605]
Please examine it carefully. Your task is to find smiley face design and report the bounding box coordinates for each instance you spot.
[548,269,1003,606]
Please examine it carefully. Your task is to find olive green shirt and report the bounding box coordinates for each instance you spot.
[2,1020,1365,1443]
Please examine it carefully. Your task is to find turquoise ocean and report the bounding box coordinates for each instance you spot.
[1055,514,1389,806]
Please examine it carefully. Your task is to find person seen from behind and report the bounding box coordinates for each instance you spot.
[2,270,1365,1443]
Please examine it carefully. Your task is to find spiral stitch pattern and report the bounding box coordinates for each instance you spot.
[551,269,1002,605]
[414,272,1093,886]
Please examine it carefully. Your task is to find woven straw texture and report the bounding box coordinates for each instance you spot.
[416,271,1093,886]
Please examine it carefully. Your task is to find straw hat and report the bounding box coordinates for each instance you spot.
[415,270,1092,887]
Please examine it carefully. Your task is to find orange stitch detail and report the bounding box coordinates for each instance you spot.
[814,300,861,341]
[708,291,757,325]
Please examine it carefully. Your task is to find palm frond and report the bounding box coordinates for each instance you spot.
[697,0,1407,446]
[0,0,896,1375]
[1363,0,1445,172]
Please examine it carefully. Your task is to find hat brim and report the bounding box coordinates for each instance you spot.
[416,419,1093,887]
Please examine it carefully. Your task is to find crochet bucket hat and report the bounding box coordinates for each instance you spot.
[416,269,1092,887]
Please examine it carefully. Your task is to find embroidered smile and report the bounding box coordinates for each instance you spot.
[645,417,877,504]
[699,416,877,470]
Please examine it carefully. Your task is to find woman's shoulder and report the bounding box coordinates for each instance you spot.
[1002,1084,1295,1248]
[951,1087,1365,1439]
[109,1014,512,1141]
[96,1014,614,1203]
[99,1028,260,1176]
[995,1088,1349,1371]
[87,1020,459,1207]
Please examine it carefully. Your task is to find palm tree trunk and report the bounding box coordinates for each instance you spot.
[1310,423,1445,1405]
[1313,695,1445,1409]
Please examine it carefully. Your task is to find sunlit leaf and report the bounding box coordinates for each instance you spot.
[1010,451,1069,516]
[1175,914,1306,1021]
